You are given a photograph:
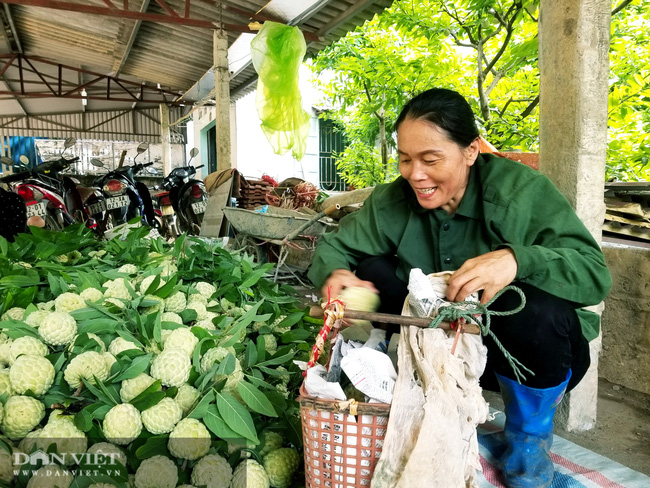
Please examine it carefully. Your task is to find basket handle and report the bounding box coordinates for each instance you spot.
[303,299,345,375]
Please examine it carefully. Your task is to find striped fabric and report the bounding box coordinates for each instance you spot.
[476,411,649,488]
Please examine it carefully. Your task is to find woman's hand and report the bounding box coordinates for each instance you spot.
[321,269,378,301]
[446,249,518,304]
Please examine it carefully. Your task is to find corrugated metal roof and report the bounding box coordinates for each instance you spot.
[0,0,393,138]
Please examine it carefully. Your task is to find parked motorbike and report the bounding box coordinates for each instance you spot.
[0,138,100,231]
[92,142,158,233]
[152,186,179,240]
[156,148,207,236]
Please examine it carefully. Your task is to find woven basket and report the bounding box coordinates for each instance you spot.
[298,384,391,488]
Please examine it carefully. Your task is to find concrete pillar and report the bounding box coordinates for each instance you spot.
[230,102,237,169]
[159,103,172,176]
[213,28,231,171]
[538,0,611,431]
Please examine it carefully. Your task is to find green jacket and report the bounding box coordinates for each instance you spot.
[308,153,612,341]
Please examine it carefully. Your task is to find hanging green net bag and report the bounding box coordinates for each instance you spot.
[250,21,311,161]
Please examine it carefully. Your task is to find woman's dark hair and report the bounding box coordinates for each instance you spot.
[394,88,479,147]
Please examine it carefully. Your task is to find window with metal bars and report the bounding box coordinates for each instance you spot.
[319,118,347,191]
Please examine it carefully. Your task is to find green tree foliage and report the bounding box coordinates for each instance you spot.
[310,0,648,186]
[310,13,465,187]
[607,0,650,181]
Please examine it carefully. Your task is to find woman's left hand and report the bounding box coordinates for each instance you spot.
[446,249,518,304]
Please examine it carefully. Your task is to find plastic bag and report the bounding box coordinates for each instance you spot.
[250,21,311,160]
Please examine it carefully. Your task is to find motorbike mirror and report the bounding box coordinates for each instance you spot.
[63,137,76,149]
[189,148,199,158]
[1,156,14,166]
[19,155,29,165]
[136,142,149,154]
[90,158,104,168]
[146,166,157,174]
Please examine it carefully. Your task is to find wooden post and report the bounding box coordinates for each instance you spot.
[213,28,231,171]
[159,103,172,176]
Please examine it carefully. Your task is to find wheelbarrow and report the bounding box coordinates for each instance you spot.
[222,205,339,281]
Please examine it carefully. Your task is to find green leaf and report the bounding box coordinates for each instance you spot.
[244,341,258,368]
[130,380,164,411]
[84,300,122,322]
[135,435,170,460]
[112,354,153,382]
[275,311,304,330]
[216,353,236,376]
[70,308,105,321]
[194,362,218,393]
[0,319,40,339]
[46,273,63,295]
[86,403,112,421]
[77,319,119,335]
[280,329,312,343]
[187,390,215,419]
[237,381,278,417]
[244,374,276,391]
[74,408,93,432]
[239,268,267,289]
[203,405,241,441]
[180,308,198,323]
[152,312,162,344]
[83,379,118,407]
[256,350,296,368]
[132,391,166,412]
[155,275,179,299]
[265,391,289,416]
[216,391,259,444]
[49,351,67,373]
[0,274,41,287]
[144,275,161,295]
[95,379,122,406]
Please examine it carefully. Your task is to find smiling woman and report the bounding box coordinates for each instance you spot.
[307,88,613,488]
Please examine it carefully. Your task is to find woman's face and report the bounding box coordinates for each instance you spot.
[397,118,479,214]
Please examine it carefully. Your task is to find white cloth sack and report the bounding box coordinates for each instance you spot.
[371,271,491,488]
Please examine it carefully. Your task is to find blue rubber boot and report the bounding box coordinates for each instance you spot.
[496,370,572,488]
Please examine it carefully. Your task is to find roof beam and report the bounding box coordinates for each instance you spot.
[0,3,23,53]
[0,54,187,104]
[316,0,380,37]
[0,78,27,115]
[290,0,337,27]
[0,0,219,28]
[112,0,150,77]
[0,0,322,41]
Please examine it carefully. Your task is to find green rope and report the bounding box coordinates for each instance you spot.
[428,285,534,384]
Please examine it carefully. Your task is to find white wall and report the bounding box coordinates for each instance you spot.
[235,91,319,185]
[193,64,321,185]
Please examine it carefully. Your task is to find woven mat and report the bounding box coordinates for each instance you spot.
[477,410,649,488]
